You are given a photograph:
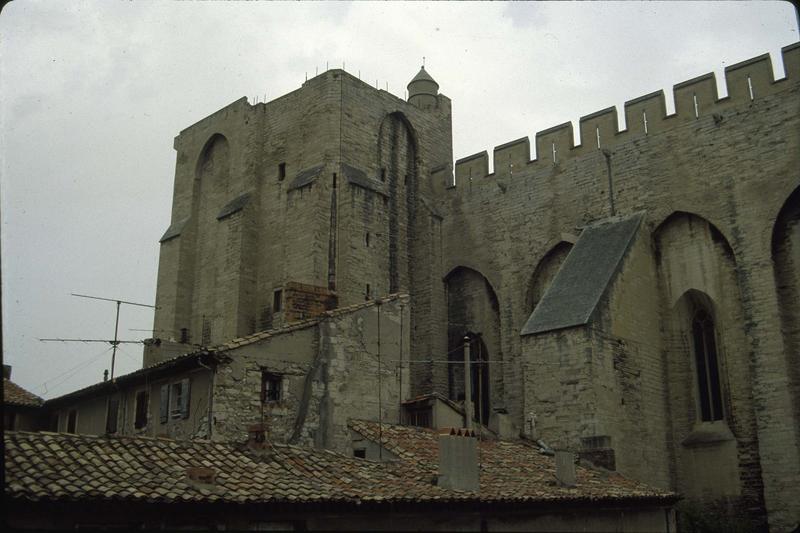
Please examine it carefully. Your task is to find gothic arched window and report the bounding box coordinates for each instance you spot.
[692,310,723,421]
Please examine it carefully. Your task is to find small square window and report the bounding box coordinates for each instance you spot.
[261,372,282,403]
[273,289,283,312]
[278,163,286,180]
[353,448,366,459]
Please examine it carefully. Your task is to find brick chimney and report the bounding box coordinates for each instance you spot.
[437,428,479,492]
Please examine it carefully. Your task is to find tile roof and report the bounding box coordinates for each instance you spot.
[349,420,677,503]
[5,424,676,507]
[213,293,408,351]
[3,378,44,407]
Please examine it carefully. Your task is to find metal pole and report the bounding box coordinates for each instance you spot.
[377,303,383,460]
[463,335,473,429]
[398,303,404,423]
[110,300,121,380]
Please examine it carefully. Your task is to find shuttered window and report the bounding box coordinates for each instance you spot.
[160,384,170,424]
[134,391,149,429]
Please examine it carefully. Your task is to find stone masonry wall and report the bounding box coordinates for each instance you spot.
[430,44,799,529]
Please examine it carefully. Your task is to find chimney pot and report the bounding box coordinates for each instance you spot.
[437,431,479,492]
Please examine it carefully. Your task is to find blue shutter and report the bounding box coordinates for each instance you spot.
[179,378,191,419]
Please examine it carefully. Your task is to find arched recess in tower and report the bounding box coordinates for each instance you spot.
[654,212,761,507]
[377,112,417,295]
[193,133,232,345]
[526,241,573,314]
[771,185,800,425]
[444,266,500,426]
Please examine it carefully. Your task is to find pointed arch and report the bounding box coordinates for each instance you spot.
[444,266,500,425]
[526,241,573,313]
[771,185,800,423]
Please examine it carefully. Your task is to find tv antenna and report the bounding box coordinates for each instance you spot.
[40,293,156,380]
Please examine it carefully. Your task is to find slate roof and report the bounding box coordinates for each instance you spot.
[521,212,644,336]
[409,66,438,87]
[5,423,676,507]
[349,420,676,503]
[3,379,44,408]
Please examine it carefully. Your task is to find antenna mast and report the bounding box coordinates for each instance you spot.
[40,293,156,380]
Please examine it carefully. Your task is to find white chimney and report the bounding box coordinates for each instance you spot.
[555,450,576,487]
[438,428,479,492]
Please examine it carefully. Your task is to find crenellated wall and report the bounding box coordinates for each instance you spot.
[426,42,799,531]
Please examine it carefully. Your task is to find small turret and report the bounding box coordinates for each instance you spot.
[407,66,439,109]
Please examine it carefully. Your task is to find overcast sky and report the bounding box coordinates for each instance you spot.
[1,1,797,399]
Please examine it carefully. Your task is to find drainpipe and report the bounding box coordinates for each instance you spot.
[463,336,473,430]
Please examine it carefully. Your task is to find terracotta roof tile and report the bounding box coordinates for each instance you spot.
[3,378,44,407]
[5,422,676,507]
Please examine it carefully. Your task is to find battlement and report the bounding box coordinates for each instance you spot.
[445,42,799,189]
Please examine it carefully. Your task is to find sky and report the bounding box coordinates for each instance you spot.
[1,0,797,399]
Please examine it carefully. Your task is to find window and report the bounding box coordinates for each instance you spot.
[278,162,286,180]
[365,283,371,300]
[160,379,190,423]
[67,409,77,433]
[106,399,119,434]
[380,168,386,181]
[273,289,283,313]
[4,412,16,431]
[353,448,366,459]
[49,414,59,432]
[180,328,189,344]
[261,372,282,403]
[692,310,723,421]
[365,232,370,247]
[134,390,149,429]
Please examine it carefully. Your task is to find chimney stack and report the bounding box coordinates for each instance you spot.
[438,428,479,492]
[555,450,576,487]
[247,423,267,449]
[3,365,11,380]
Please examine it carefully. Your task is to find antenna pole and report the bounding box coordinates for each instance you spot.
[111,300,121,380]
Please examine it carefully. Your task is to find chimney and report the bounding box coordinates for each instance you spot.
[247,423,267,449]
[3,365,10,380]
[437,428,479,492]
[555,450,576,487]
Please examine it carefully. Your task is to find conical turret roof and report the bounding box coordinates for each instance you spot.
[408,66,438,88]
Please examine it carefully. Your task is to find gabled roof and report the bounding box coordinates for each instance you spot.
[349,420,675,503]
[521,212,644,336]
[3,379,44,408]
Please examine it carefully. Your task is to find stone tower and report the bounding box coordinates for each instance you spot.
[146,67,452,366]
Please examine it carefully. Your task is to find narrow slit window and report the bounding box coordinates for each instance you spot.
[747,75,754,101]
[365,283,371,300]
[278,163,286,180]
[273,289,283,312]
[365,232,370,247]
[595,127,601,149]
[552,142,557,164]
[642,111,649,135]
[332,172,337,189]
